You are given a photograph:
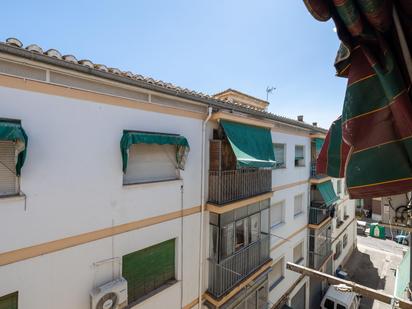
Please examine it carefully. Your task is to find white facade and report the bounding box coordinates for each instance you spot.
[0,41,357,309]
[0,83,207,309]
[268,130,311,308]
[330,178,356,273]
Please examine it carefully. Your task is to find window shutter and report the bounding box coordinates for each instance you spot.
[0,141,17,196]
[270,202,284,226]
[293,242,303,263]
[274,144,285,166]
[122,239,175,305]
[294,194,303,215]
[270,257,284,285]
[295,145,304,159]
[0,292,18,309]
[123,144,178,184]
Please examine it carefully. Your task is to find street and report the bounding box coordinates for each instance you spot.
[344,234,408,308]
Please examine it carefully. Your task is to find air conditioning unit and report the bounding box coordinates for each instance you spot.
[90,277,128,309]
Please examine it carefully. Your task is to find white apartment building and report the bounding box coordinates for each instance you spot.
[0,38,356,309]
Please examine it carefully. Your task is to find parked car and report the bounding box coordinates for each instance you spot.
[320,285,361,309]
[395,234,409,245]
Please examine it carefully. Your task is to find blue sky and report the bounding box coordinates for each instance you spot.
[1,0,346,129]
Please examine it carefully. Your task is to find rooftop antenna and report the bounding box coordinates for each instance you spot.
[266,86,276,101]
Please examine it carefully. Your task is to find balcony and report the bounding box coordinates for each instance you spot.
[208,235,270,298]
[208,169,272,205]
[309,201,331,225]
[309,240,332,270]
[310,161,329,181]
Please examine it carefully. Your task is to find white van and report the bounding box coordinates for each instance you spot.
[320,285,361,309]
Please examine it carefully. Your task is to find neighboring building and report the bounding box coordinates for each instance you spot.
[306,138,356,308]
[0,37,355,309]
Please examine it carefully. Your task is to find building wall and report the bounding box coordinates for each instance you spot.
[269,130,311,307]
[330,179,357,272]
[0,85,205,309]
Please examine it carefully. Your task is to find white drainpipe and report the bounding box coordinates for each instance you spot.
[198,106,213,309]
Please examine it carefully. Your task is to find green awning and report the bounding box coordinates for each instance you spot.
[220,120,275,168]
[120,131,190,173]
[314,138,324,153]
[0,119,28,176]
[317,180,339,207]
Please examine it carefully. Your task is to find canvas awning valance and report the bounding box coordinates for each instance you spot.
[120,131,190,173]
[305,0,412,198]
[0,119,28,176]
[220,120,275,168]
[317,181,339,207]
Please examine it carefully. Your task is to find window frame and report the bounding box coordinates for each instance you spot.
[270,200,285,228]
[294,145,305,167]
[123,143,180,186]
[337,179,342,195]
[293,193,304,217]
[269,256,285,291]
[293,240,305,264]
[273,143,286,169]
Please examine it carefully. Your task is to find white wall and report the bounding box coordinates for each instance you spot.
[269,129,311,306]
[0,86,204,309]
[271,131,311,188]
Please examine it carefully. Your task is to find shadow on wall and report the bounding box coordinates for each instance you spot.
[344,248,386,309]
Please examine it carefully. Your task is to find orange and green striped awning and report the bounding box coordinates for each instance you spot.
[305,0,412,199]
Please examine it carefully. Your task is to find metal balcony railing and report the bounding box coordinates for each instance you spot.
[309,202,331,225]
[208,169,272,205]
[208,235,270,298]
[309,240,332,270]
[310,161,328,179]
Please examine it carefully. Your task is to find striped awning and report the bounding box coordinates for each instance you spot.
[305,0,412,198]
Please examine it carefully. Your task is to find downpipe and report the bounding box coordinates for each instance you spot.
[198,106,213,308]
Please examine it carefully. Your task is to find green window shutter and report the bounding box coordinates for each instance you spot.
[0,292,18,309]
[122,239,175,305]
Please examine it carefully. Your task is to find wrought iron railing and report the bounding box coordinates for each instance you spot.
[208,235,270,298]
[309,203,331,225]
[310,161,327,179]
[308,240,332,270]
[208,169,272,205]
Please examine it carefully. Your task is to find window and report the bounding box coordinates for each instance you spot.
[293,241,304,263]
[324,298,334,309]
[0,292,18,309]
[337,180,342,194]
[355,199,364,208]
[0,141,18,196]
[294,194,304,216]
[337,304,346,309]
[270,201,285,228]
[294,145,305,167]
[343,234,348,248]
[334,240,342,260]
[273,143,286,168]
[235,218,249,251]
[269,257,284,290]
[122,239,175,305]
[123,143,179,184]
[212,200,270,261]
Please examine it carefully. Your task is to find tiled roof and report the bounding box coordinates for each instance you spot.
[0,37,327,133]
